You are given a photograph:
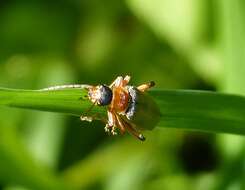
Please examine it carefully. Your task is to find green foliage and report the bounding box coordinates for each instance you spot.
[0,0,245,189]
[1,88,245,135]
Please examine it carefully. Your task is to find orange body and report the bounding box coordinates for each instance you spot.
[110,86,130,113]
[82,75,156,141]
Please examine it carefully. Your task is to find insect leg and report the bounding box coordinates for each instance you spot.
[80,113,107,122]
[109,75,131,88]
[80,100,98,122]
[109,76,123,88]
[105,110,118,135]
[121,75,131,86]
[137,81,155,92]
[80,116,93,122]
[120,116,145,141]
[115,114,126,135]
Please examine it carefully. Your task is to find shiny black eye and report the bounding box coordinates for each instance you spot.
[98,85,112,106]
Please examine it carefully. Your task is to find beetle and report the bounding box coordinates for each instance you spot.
[81,75,160,141]
[41,75,160,141]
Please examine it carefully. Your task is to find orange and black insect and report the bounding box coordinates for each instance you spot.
[42,76,160,141]
[82,75,160,141]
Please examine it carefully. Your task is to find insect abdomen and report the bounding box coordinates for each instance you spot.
[126,86,160,130]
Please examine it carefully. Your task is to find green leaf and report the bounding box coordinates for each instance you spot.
[0,87,245,135]
[151,90,245,135]
[0,87,105,116]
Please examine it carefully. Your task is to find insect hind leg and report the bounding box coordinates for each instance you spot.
[115,114,126,135]
[120,116,145,141]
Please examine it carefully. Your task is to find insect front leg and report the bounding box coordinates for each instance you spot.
[80,115,93,122]
[137,81,155,92]
[80,96,98,122]
[80,113,107,123]
[105,110,118,135]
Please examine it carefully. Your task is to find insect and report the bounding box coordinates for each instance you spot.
[81,75,160,141]
[41,75,160,141]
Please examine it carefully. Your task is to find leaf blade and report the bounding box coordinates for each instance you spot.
[1,88,245,135]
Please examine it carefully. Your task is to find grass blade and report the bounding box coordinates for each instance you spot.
[0,87,106,116]
[0,88,245,135]
[151,90,245,135]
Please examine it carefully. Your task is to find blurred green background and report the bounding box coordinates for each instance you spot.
[0,0,244,189]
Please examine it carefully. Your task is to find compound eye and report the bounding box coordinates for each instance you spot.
[98,85,112,106]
